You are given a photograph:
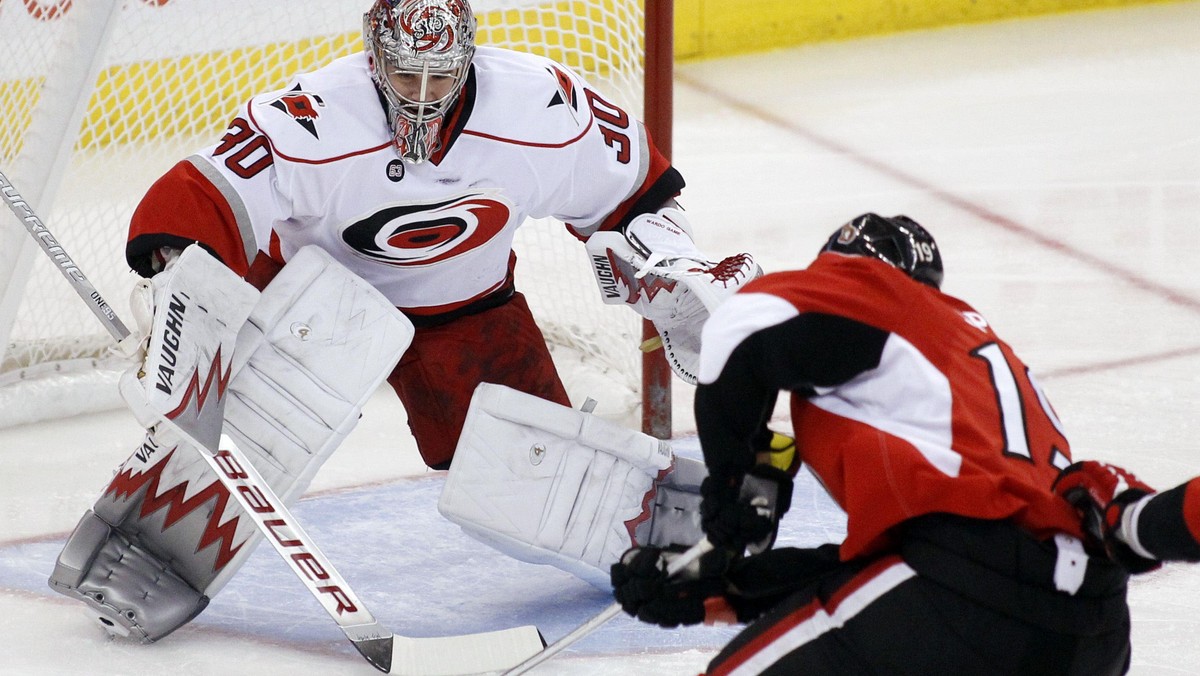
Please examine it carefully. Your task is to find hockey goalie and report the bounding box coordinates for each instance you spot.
[47,0,763,643]
[46,234,757,642]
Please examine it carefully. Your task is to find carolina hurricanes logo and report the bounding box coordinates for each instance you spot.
[401,1,468,53]
[546,66,579,114]
[269,87,325,138]
[341,193,511,266]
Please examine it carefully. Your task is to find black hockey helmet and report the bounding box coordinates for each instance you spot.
[820,213,943,289]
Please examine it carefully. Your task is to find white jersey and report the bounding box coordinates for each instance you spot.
[127,47,680,318]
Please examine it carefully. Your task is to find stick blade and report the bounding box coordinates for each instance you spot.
[354,635,394,673]
[390,625,545,676]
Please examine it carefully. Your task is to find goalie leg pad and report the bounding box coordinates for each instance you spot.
[49,511,208,642]
[50,245,255,640]
[50,246,413,640]
[119,244,259,441]
[439,383,707,588]
[222,246,415,504]
[207,245,414,592]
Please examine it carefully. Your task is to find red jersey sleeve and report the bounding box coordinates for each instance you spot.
[126,158,253,277]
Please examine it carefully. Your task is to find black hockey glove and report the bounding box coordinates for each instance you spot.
[1052,460,1160,574]
[700,464,793,554]
[611,545,733,628]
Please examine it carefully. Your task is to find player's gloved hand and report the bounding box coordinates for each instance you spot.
[611,545,733,628]
[1052,460,1160,573]
[700,464,793,554]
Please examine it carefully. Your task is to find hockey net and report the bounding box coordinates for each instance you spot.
[0,0,657,428]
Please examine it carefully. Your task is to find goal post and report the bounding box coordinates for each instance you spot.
[0,0,674,434]
[642,0,674,439]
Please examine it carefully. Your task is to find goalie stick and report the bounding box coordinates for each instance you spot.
[0,168,544,675]
[0,169,139,356]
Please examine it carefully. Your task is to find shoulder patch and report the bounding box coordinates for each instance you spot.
[267,85,326,138]
[545,65,580,115]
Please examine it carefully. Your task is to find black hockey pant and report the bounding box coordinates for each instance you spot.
[707,515,1132,676]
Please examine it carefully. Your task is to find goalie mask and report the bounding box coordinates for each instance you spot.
[364,0,476,164]
[821,212,944,289]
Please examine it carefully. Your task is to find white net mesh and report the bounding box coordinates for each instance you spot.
[0,0,646,426]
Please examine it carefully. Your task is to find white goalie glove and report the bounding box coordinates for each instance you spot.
[586,206,761,383]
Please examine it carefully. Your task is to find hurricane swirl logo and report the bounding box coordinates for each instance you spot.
[341,193,511,266]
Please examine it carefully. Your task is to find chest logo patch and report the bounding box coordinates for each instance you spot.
[340,193,511,266]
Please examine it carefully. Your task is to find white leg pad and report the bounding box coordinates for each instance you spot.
[439,383,688,588]
[49,246,413,640]
[204,245,415,593]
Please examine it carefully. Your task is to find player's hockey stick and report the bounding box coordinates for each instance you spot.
[1,169,545,675]
[502,537,715,676]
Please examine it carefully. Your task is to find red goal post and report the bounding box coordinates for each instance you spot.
[0,0,675,434]
[642,0,674,439]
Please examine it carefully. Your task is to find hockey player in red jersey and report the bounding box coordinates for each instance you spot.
[612,213,1200,675]
[48,0,758,646]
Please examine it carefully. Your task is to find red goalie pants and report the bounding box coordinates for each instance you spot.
[387,292,571,469]
[708,516,1132,676]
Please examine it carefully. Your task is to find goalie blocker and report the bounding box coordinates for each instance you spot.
[48,245,414,641]
[438,383,710,587]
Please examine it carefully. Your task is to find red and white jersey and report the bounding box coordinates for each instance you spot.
[127,47,680,319]
[695,253,1085,560]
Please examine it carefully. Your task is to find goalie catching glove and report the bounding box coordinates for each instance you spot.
[586,207,761,383]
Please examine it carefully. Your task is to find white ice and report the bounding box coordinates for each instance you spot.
[4,3,1200,674]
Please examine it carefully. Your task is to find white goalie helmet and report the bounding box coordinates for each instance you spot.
[363,0,477,163]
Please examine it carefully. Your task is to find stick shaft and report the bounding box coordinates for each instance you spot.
[503,538,714,675]
[0,168,130,341]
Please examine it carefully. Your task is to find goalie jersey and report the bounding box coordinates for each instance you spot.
[695,253,1087,560]
[126,47,682,320]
